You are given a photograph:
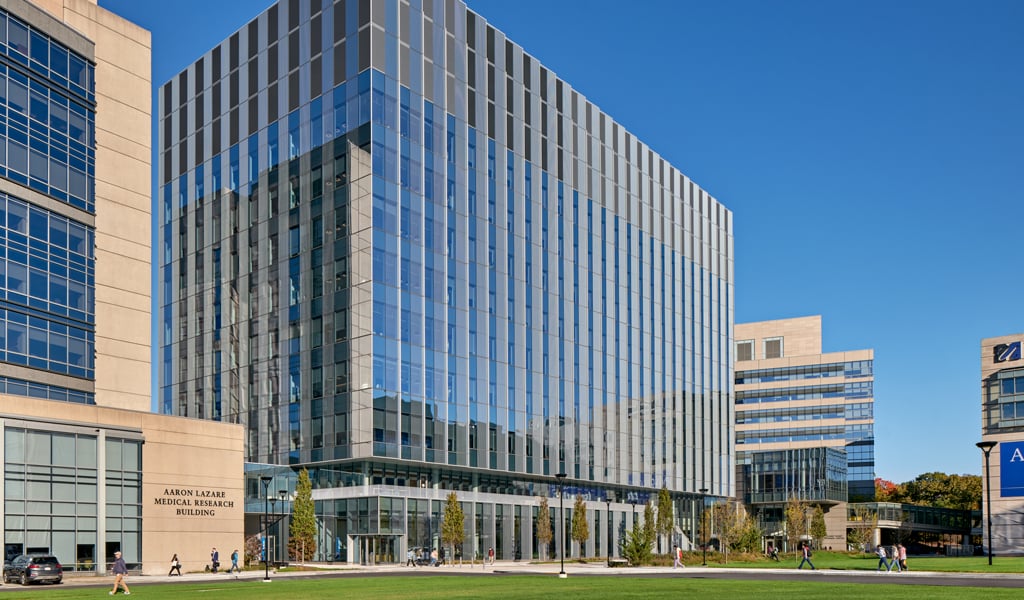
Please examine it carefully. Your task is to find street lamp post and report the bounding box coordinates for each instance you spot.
[260,476,272,582]
[698,488,708,566]
[976,441,997,566]
[556,473,567,578]
[605,490,615,567]
[279,489,289,561]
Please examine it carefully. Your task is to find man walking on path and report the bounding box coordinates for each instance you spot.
[797,542,815,570]
[211,547,220,573]
[229,549,240,573]
[876,545,889,572]
[673,545,685,568]
[110,551,130,595]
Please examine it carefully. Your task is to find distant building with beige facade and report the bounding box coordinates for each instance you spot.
[735,316,874,549]
[0,0,242,576]
[978,333,1024,555]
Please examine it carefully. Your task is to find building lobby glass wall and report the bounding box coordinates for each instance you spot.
[2,422,142,571]
[248,463,704,563]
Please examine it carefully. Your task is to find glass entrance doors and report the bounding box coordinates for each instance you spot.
[353,535,398,565]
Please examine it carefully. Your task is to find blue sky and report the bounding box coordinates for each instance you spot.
[99,0,1024,484]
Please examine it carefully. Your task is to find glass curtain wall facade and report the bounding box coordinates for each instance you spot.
[163,0,733,562]
[0,7,97,404]
[2,422,143,572]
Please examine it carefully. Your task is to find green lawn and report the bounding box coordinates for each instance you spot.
[23,575,1024,600]
[701,551,1024,573]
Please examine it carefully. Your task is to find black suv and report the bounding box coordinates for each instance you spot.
[3,554,63,585]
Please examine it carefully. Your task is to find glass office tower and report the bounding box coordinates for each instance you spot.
[159,0,733,563]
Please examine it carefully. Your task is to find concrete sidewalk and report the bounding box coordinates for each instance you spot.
[64,560,1024,585]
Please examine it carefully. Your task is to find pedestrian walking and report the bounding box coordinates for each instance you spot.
[228,549,240,573]
[168,553,182,576]
[406,548,416,567]
[797,542,815,570]
[673,544,685,568]
[210,547,220,573]
[898,543,908,571]
[110,550,130,595]
[887,545,901,573]
[875,545,889,572]
[487,546,495,565]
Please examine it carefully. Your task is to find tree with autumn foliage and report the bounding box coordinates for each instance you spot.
[875,473,981,510]
[875,477,902,502]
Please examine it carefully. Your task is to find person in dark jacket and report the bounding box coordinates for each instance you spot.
[110,551,130,595]
[168,553,182,576]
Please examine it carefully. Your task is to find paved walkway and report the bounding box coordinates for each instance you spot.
[60,560,1024,587]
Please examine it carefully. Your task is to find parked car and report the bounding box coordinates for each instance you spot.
[3,554,63,585]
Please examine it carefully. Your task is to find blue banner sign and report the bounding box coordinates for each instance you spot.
[1000,441,1024,497]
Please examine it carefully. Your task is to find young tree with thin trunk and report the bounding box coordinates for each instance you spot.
[571,495,589,558]
[810,506,827,549]
[288,468,317,563]
[713,501,746,564]
[655,486,674,554]
[623,503,656,565]
[643,502,656,553]
[441,492,465,565]
[784,496,809,556]
[536,496,553,560]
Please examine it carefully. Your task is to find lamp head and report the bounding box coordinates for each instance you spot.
[977,440,997,454]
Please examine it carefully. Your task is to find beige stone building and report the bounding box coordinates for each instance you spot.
[734,316,875,550]
[978,333,1024,555]
[0,0,243,576]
